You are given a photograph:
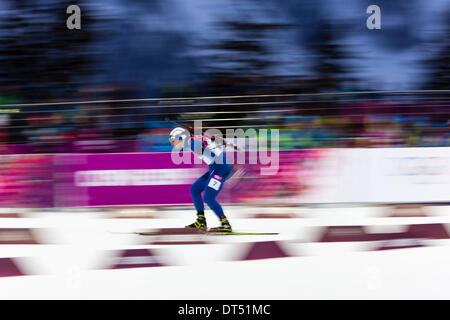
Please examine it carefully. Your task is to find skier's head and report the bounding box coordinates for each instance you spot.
[169,127,189,149]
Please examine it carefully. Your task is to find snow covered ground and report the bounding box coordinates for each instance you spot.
[0,205,450,299]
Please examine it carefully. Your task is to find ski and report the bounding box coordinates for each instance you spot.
[110,228,278,236]
[207,231,279,235]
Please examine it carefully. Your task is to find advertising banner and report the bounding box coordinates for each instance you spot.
[3,140,136,154]
[53,152,207,207]
[303,147,450,204]
[53,150,330,207]
[3,147,449,208]
[0,154,53,207]
[229,149,331,205]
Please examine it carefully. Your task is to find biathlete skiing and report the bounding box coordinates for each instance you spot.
[169,126,234,233]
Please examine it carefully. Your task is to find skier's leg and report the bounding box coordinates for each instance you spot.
[190,171,209,212]
[204,166,233,232]
[186,171,210,229]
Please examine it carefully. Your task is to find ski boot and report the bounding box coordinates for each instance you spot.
[209,217,232,233]
[185,214,207,231]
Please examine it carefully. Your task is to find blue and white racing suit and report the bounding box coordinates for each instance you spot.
[187,135,232,218]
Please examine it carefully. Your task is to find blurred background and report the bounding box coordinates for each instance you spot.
[0,0,449,299]
[0,0,448,154]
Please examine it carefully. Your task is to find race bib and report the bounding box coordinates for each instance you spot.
[208,178,222,191]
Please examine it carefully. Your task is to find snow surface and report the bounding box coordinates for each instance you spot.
[0,205,449,299]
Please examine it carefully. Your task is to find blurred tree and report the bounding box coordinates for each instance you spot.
[202,20,290,77]
[308,21,353,91]
[0,0,111,100]
[423,10,450,90]
[195,0,293,96]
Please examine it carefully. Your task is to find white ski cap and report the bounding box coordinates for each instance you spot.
[169,127,189,142]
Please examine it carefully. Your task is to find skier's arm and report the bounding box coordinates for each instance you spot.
[188,126,241,151]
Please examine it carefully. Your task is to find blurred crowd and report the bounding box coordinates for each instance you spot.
[278,113,450,149]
